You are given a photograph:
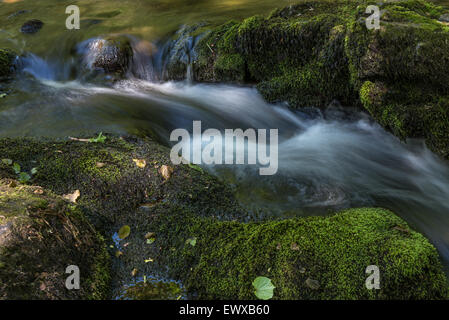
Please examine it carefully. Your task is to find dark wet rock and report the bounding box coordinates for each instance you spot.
[20,19,44,34]
[77,36,133,76]
[162,24,207,81]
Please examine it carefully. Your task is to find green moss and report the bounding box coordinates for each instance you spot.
[0,49,16,80]
[359,79,449,157]
[346,0,449,88]
[0,179,110,299]
[149,206,447,299]
[193,4,358,107]
[214,53,246,82]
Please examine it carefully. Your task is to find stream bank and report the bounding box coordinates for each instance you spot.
[0,136,447,299]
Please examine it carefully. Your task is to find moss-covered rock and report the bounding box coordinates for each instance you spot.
[348,0,449,158]
[0,49,16,80]
[191,1,358,107]
[0,179,110,299]
[137,204,448,299]
[0,136,244,232]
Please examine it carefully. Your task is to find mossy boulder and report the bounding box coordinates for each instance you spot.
[346,1,449,158]
[0,179,110,299]
[0,49,16,80]
[0,136,244,232]
[135,205,448,300]
[190,1,360,107]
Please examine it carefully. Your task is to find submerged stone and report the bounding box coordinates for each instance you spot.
[20,19,43,34]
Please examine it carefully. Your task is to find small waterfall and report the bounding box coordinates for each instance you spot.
[20,53,58,80]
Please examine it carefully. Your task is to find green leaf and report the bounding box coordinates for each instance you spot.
[18,172,31,183]
[186,237,197,247]
[12,163,21,174]
[89,132,106,143]
[146,238,155,245]
[118,225,131,240]
[0,93,7,98]
[31,167,38,175]
[1,159,12,166]
[252,276,275,300]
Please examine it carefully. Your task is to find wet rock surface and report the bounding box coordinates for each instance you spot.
[77,36,133,77]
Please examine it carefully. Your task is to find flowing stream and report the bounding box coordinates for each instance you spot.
[1,0,449,272]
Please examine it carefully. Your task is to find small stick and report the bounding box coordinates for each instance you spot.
[206,43,214,53]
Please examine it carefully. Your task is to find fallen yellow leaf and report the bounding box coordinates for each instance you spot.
[159,165,173,180]
[133,159,146,168]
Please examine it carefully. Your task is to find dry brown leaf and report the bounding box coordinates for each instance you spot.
[63,190,80,203]
[133,159,147,168]
[159,165,173,181]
